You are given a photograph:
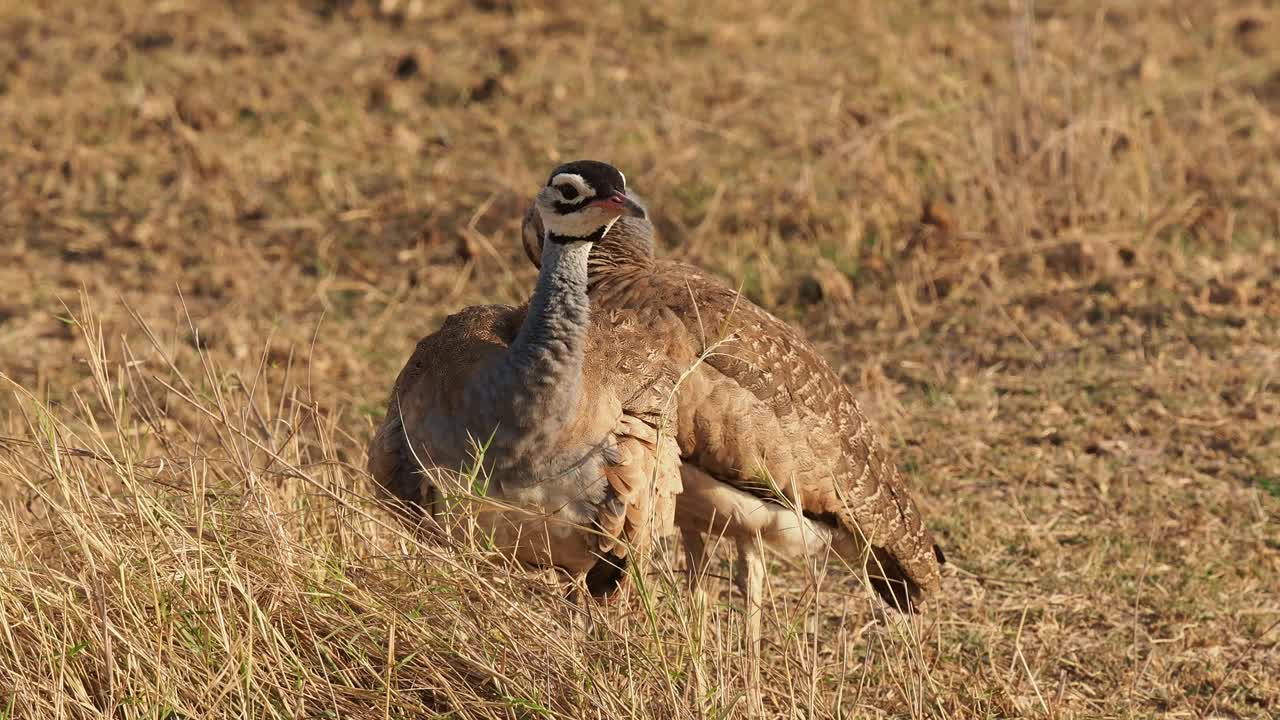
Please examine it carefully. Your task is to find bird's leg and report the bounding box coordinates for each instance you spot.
[734,535,766,715]
[681,526,712,711]
[682,526,711,601]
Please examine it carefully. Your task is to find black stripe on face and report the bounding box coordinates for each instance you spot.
[546,225,609,244]
[552,200,587,215]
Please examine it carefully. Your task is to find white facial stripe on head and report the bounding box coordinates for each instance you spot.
[549,173,594,203]
[618,169,625,189]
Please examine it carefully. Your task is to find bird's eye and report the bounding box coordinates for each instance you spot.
[556,184,579,201]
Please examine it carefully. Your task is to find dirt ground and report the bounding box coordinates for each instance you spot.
[1,1,1277,718]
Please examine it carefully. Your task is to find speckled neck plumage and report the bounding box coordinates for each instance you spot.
[586,217,656,279]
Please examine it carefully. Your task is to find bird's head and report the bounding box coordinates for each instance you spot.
[532,160,647,245]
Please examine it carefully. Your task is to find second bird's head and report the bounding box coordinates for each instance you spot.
[533,160,647,245]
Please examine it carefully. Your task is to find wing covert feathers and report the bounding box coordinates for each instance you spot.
[593,262,944,608]
[583,310,684,560]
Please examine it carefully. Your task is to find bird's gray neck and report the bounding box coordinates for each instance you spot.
[508,237,591,382]
[466,236,592,457]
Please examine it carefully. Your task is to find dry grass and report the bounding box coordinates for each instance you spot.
[1,0,1278,717]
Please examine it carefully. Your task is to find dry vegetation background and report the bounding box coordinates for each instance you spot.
[1,0,1278,718]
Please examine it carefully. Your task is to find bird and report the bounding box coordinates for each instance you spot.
[521,162,945,678]
[368,161,683,599]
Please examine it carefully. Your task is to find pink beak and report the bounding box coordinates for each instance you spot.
[590,193,647,219]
